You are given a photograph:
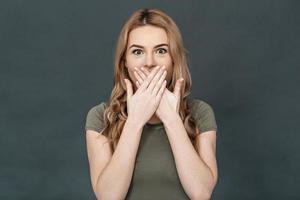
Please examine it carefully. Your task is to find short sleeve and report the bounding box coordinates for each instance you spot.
[190,99,218,134]
[85,102,106,134]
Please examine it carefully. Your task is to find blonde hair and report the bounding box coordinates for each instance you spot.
[101,8,200,152]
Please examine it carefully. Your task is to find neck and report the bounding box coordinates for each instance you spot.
[147,113,162,124]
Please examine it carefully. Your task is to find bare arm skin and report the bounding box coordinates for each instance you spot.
[86,118,144,200]
[133,66,218,199]
[163,114,218,200]
[86,66,166,199]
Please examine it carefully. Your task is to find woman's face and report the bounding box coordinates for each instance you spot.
[125,25,173,91]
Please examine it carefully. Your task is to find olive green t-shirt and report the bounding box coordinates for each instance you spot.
[85,98,218,199]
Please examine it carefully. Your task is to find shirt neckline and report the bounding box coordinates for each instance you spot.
[144,121,164,129]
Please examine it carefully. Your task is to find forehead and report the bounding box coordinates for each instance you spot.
[127,25,168,47]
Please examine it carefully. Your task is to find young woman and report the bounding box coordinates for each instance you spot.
[85,8,218,200]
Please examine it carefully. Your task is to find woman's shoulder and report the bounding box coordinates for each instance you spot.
[85,101,108,133]
[187,97,213,111]
[187,97,218,133]
[88,101,107,114]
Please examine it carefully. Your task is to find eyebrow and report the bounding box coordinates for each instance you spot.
[129,43,169,49]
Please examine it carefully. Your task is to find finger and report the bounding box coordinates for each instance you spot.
[137,80,141,88]
[157,80,167,98]
[148,65,166,92]
[139,65,161,91]
[152,69,167,95]
[133,68,144,85]
[141,67,150,76]
[135,80,140,88]
[135,67,147,80]
[135,79,145,94]
[173,78,184,99]
[124,79,132,98]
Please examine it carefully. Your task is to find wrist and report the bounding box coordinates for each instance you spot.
[162,112,181,127]
[126,116,145,130]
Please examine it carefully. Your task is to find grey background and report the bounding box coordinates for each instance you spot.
[1,0,299,199]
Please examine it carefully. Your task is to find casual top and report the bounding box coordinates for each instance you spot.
[85,98,218,199]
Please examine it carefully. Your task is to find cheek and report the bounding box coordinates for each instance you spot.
[125,59,138,78]
[127,67,137,80]
[166,69,173,81]
[126,56,143,68]
[165,64,173,79]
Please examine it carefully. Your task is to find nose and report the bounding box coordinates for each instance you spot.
[144,53,157,70]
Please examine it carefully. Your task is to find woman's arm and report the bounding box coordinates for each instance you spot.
[95,66,165,199]
[96,118,144,200]
[163,114,217,200]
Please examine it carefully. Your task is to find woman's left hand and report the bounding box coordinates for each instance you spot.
[133,66,184,123]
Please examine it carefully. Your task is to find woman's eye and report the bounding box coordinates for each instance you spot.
[156,48,167,54]
[132,49,143,55]
[132,48,167,56]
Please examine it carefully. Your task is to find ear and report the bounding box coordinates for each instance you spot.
[124,59,128,68]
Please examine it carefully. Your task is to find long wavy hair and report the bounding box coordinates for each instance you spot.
[101,8,201,153]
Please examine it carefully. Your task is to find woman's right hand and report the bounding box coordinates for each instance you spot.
[124,65,167,126]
